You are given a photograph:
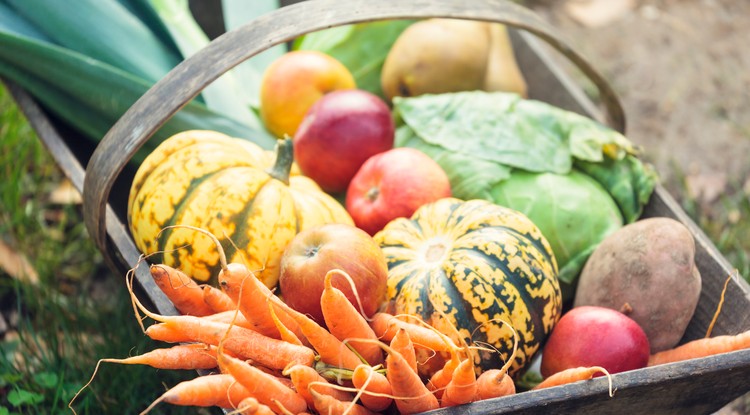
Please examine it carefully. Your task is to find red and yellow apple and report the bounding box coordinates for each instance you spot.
[346,147,451,235]
[293,89,395,194]
[540,306,651,378]
[278,223,388,325]
[260,50,356,138]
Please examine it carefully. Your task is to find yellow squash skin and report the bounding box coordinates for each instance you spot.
[374,197,562,377]
[128,130,352,287]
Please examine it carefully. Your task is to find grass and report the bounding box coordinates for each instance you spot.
[0,78,749,415]
[0,84,203,415]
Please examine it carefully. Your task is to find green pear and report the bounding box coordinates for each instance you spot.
[381,18,527,101]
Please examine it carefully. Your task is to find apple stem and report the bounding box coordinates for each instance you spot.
[366,186,380,202]
[266,137,294,185]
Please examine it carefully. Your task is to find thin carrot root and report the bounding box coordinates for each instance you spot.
[705,271,736,338]
[534,366,614,397]
[648,329,750,367]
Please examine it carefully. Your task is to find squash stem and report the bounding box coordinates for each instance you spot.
[267,137,294,185]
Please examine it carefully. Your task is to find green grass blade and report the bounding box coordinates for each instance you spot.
[3,0,182,83]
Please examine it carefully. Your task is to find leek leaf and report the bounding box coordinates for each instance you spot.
[220,0,285,110]
[0,30,276,164]
[3,0,182,83]
[144,0,264,128]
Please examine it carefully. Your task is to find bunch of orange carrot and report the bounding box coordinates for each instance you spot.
[70,227,750,415]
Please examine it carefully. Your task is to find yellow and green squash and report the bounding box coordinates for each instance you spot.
[374,197,562,376]
[128,130,353,287]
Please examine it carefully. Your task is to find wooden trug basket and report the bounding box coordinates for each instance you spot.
[7,0,750,414]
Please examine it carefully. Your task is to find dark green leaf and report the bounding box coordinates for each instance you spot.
[7,389,45,407]
[576,155,659,223]
[32,372,58,389]
[4,0,182,83]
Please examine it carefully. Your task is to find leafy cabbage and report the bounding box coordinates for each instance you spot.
[393,91,658,290]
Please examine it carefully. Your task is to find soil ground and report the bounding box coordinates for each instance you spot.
[531,0,750,201]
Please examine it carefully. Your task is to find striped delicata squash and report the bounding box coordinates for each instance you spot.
[374,197,562,376]
[128,130,353,287]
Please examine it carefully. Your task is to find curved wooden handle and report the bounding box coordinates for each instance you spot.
[83,0,625,253]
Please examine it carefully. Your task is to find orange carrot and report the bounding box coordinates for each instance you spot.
[203,284,237,314]
[150,264,214,316]
[132,278,315,371]
[169,225,303,342]
[648,329,750,367]
[309,388,377,415]
[162,317,313,370]
[534,366,613,397]
[426,353,460,398]
[475,319,519,400]
[101,344,218,370]
[202,309,253,329]
[384,343,440,414]
[475,369,515,400]
[390,328,417,374]
[440,357,478,407]
[219,261,284,338]
[321,270,384,366]
[68,344,220,413]
[351,364,393,412]
[270,300,364,370]
[140,373,252,413]
[370,312,458,354]
[284,364,353,408]
[237,396,276,415]
[217,352,308,414]
[145,322,193,343]
[269,302,304,346]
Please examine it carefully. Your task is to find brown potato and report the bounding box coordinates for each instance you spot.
[573,217,701,353]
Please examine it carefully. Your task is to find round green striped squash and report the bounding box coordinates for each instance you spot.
[373,197,562,376]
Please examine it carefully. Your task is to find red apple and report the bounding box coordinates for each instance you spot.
[278,223,388,325]
[541,306,650,378]
[346,147,451,235]
[293,89,395,194]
